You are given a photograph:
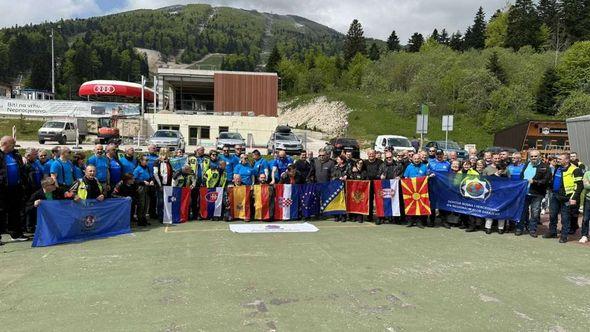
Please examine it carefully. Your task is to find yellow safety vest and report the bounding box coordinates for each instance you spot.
[562,164,582,196]
[77,180,103,200]
[205,169,226,188]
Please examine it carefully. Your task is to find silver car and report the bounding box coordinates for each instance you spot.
[147,130,186,151]
[216,132,245,151]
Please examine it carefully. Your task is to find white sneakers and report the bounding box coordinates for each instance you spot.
[579,236,588,244]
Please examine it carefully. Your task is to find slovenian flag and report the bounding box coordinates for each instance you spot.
[320,180,346,216]
[253,185,272,221]
[373,179,401,217]
[199,187,224,219]
[273,184,300,221]
[163,186,191,224]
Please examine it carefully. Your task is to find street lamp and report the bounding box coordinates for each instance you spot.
[50,25,61,97]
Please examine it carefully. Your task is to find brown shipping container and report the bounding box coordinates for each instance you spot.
[214,73,278,117]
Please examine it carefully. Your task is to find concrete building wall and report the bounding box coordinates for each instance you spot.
[148,113,277,150]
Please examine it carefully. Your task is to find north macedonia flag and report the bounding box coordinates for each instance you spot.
[401,176,431,216]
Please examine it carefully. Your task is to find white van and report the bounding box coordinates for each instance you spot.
[374,135,415,153]
[38,118,88,145]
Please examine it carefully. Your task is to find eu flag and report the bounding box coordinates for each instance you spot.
[300,183,320,218]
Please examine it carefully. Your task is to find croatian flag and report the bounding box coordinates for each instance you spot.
[163,186,191,224]
[373,179,401,217]
[199,187,224,219]
[273,184,300,221]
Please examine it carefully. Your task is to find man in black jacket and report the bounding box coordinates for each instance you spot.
[308,149,335,184]
[516,150,552,237]
[364,150,383,222]
[26,177,66,233]
[294,150,311,184]
[0,136,29,242]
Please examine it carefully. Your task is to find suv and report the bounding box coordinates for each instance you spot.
[267,126,303,155]
[374,135,415,154]
[424,140,468,160]
[327,137,360,159]
[216,132,246,151]
[147,130,186,151]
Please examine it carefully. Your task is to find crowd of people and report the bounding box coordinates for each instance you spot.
[1,134,589,246]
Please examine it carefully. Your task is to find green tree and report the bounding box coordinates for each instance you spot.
[449,31,464,51]
[386,30,401,51]
[368,43,380,61]
[266,45,281,73]
[439,29,450,44]
[538,0,560,29]
[485,10,508,48]
[557,41,590,93]
[557,91,590,118]
[484,84,534,133]
[506,0,542,50]
[430,29,440,42]
[536,67,560,115]
[342,53,370,89]
[407,33,424,52]
[486,51,507,84]
[464,7,486,49]
[343,19,367,63]
[561,0,590,43]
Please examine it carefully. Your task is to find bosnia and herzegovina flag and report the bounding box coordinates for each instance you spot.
[199,187,224,219]
[345,180,370,215]
[373,179,401,217]
[253,184,272,221]
[320,180,346,215]
[274,184,300,220]
[163,186,191,224]
[401,176,431,216]
[229,185,251,220]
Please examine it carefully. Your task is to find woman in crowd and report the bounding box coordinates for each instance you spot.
[72,152,86,181]
[133,156,154,226]
[332,155,350,222]
[234,154,255,186]
[153,151,173,222]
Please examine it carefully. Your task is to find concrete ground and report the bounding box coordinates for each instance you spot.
[1,219,590,331]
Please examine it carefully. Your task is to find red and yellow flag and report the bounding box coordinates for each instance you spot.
[345,180,370,215]
[229,185,251,220]
[401,176,431,216]
[253,184,272,221]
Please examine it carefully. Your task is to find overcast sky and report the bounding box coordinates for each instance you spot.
[0,0,509,40]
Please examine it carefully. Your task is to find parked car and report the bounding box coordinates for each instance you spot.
[147,130,185,151]
[327,137,360,159]
[424,140,468,160]
[374,135,415,154]
[267,126,303,155]
[216,132,246,151]
[38,118,88,145]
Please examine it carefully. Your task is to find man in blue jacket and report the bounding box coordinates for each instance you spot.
[404,153,429,228]
[427,150,451,228]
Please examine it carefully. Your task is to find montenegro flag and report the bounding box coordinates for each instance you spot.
[345,180,370,215]
[229,185,252,220]
[401,176,431,216]
[253,184,272,221]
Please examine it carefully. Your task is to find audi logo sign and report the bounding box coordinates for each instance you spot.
[93,85,116,94]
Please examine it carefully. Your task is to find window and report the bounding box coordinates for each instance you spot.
[158,124,180,131]
[219,126,229,133]
[188,126,211,145]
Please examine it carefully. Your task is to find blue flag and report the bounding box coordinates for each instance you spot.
[32,198,132,247]
[429,172,527,221]
[170,156,188,172]
[320,180,347,216]
[300,183,320,218]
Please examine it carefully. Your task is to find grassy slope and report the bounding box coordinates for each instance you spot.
[0,118,45,141]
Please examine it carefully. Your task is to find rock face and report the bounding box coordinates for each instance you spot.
[278,96,350,137]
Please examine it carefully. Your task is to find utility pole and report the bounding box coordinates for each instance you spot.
[138,75,145,149]
[51,27,55,96]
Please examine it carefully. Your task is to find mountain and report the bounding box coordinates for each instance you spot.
[0,3,359,98]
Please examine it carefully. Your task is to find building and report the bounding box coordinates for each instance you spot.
[493,120,569,154]
[566,115,590,164]
[150,68,279,148]
[0,82,11,98]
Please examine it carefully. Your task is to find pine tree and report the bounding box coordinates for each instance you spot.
[407,33,424,52]
[506,0,542,50]
[430,29,440,42]
[386,30,401,51]
[343,19,367,63]
[536,67,560,115]
[538,0,560,28]
[265,45,281,72]
[368,43,380,61]
[449,31,464,51]
[439,29,450,44]
[464,7,487,49]
[562,0,590,43]
[486,51,507,84]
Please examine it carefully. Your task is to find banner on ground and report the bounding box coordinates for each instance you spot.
[32,198,131,247]
[0,99,140,118]
[229,223,319,233]
[429,172,527,221]
[320,180,346,216]
[373,179,401,217]
[346,180,370,215]
[199,187,224,219]
[229,186,251,220]
[401,177,431,216]
[163,186,191,224]
[253,184,272,221]
[273,184,300,220]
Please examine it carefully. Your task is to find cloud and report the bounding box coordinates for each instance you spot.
[1,0,508,41]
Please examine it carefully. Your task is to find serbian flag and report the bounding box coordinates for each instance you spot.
[229,185,251,220]
[199,187,224,219]
[320,180,346,216]
[373,179,401,217]
[274,184,300,220]
[401,177,431,216]
[345,180,370,215]
[163,186,191,224]
[253,185,272,221]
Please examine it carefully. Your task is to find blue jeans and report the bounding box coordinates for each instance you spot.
[518,194,543,233]
[582,197,590,237]
[549,195,570,238]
